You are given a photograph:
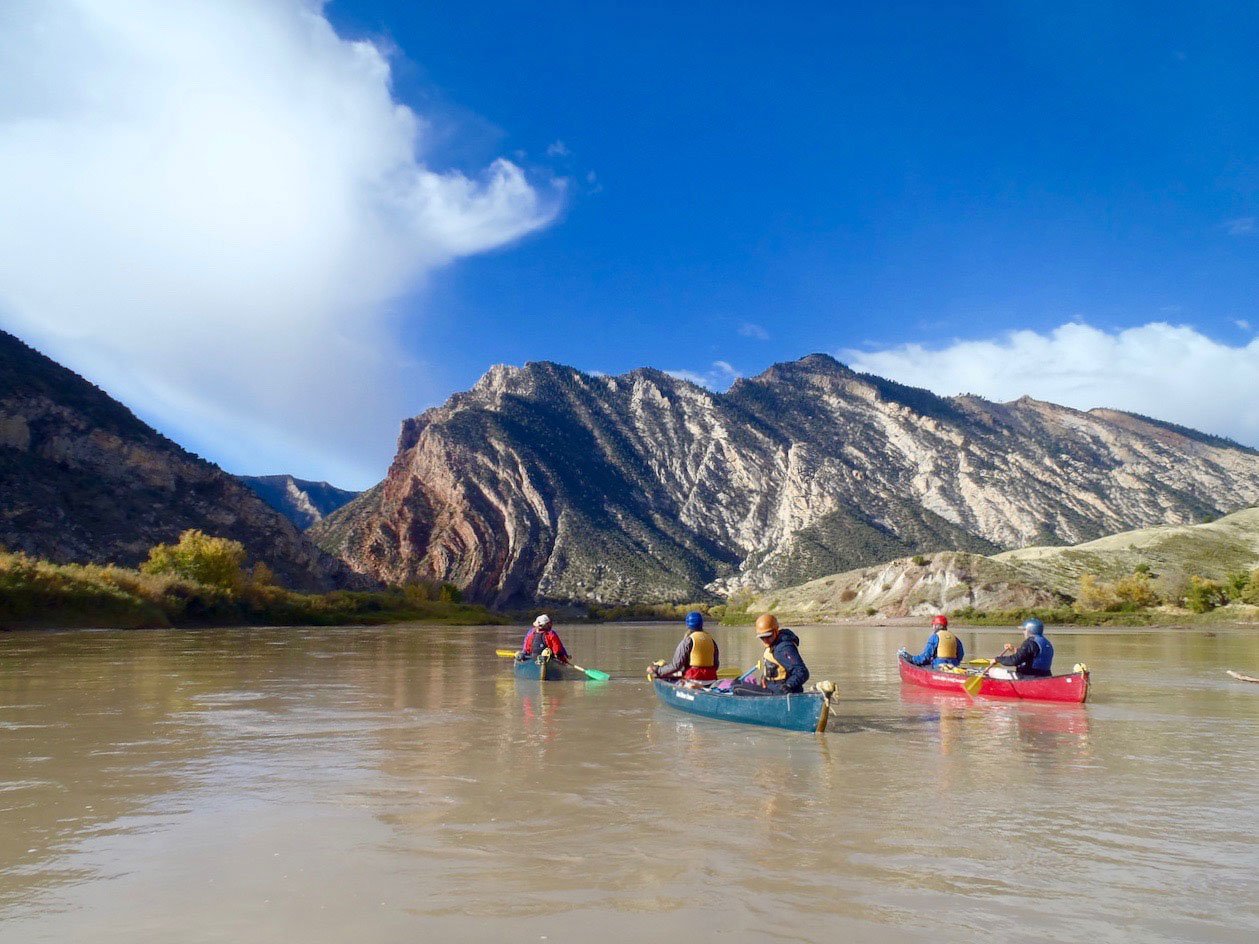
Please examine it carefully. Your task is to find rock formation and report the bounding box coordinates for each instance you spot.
[0,330,351,591]
[238,474,358,529]
[310,354,1259,605]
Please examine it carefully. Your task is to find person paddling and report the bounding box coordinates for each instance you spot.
[732,614,809,695]
[649,610,719,682]
[899,614,965,668]
[988,617,1054,678]
[517,614,571,664]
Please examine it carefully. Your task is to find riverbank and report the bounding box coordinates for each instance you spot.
[0,550,506,630]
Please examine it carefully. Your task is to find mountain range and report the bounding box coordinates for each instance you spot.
[310,355,1259,606]
[238,475,359,529]
[0,330,351,591]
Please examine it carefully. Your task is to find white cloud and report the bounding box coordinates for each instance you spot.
[1236,319,1252,332]
[738,322,770,340]
[546,139,570,157]
[666,360,740,391]
[0,0,561,487]
[1225,217,1255,236]
[845,322,1259,447]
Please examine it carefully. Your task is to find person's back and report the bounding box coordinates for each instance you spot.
[519,614,569,663]
[904,615,964,668]
[650,611,719,682]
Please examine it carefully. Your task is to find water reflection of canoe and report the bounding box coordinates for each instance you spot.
[652,679,830,732]
[1226,670,1259,683]
[898,657,1090,704]
[513,657,588,681]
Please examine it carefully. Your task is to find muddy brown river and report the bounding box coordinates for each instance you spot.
[1,623,1256,942]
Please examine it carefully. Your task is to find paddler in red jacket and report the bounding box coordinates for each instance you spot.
[518,614,570,664]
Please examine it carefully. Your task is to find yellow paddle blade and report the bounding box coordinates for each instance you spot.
[495,649,519,658]
[716,668,743,679]
[966,658,994,666]
[962,671,986,697]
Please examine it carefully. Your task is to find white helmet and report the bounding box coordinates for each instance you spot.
[532,614,552,629]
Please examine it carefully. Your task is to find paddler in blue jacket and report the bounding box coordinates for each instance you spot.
[900,614,964,668]
[991,618,1054,678]
[732,614,809,695]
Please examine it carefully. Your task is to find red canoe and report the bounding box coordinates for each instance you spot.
[898,657,1090,704]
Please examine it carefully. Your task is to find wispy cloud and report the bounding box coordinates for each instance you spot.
[845,322,1259,448]
[738,322,770,340]
[1225,217,1256,236]
[547,140,571,157]
[0,0,563,487]
[666,360,740,391]
[1236,319,1252,332]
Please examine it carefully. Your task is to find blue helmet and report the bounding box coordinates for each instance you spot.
[685,610,704,629]
[1021,617,1045,635]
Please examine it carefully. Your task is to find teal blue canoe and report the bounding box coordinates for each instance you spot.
[651,678,832,733]
[513,656,589,681]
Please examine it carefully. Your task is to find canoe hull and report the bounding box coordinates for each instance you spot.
[652,679,829,732]
[513,657,587,681]
[898,657,1089,704]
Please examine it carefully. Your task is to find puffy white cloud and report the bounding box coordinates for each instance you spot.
[666,360,740,391]
[0,0,561,487]
[845,322,1259,447]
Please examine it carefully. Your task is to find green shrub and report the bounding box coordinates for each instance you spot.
[911,555,928,567]
[1185,575,1228,614]
[141,530,246,590]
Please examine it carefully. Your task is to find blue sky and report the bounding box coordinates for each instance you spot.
[2,1,1257,488]
[329,0,1258,379]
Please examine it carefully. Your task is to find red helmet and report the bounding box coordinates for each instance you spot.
[931,614,948,628]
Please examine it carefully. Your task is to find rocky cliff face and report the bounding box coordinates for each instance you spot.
[311,354,1259,605]
[0,330,352,591]
[238,474,359,529]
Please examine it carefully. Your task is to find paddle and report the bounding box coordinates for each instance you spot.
[567,661,611,682]
[495,648,519,658]
[964,656,1004,697]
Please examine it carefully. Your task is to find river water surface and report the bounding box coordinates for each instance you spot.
[1,623,1256,943]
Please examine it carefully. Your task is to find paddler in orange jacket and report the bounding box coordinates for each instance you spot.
[648,611,719,682]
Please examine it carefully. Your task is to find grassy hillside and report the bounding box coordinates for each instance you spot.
[995,507,1259,597]
[740,508,1259,624]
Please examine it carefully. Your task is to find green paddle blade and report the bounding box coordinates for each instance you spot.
[582,667,611,681]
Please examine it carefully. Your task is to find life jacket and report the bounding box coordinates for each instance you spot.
[934,629,959,661]
[1029,635,1054,674]
[759,647,786,683]
[688,631,716,667]
[683,630,717,681]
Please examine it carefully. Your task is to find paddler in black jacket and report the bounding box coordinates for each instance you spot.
[732,614,810,695]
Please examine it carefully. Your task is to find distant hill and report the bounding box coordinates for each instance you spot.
[0,329,352,591]
[994,507,1259,596]
[238,474,358,529]
[312,355,1259,607]
[746,507,1259,620]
